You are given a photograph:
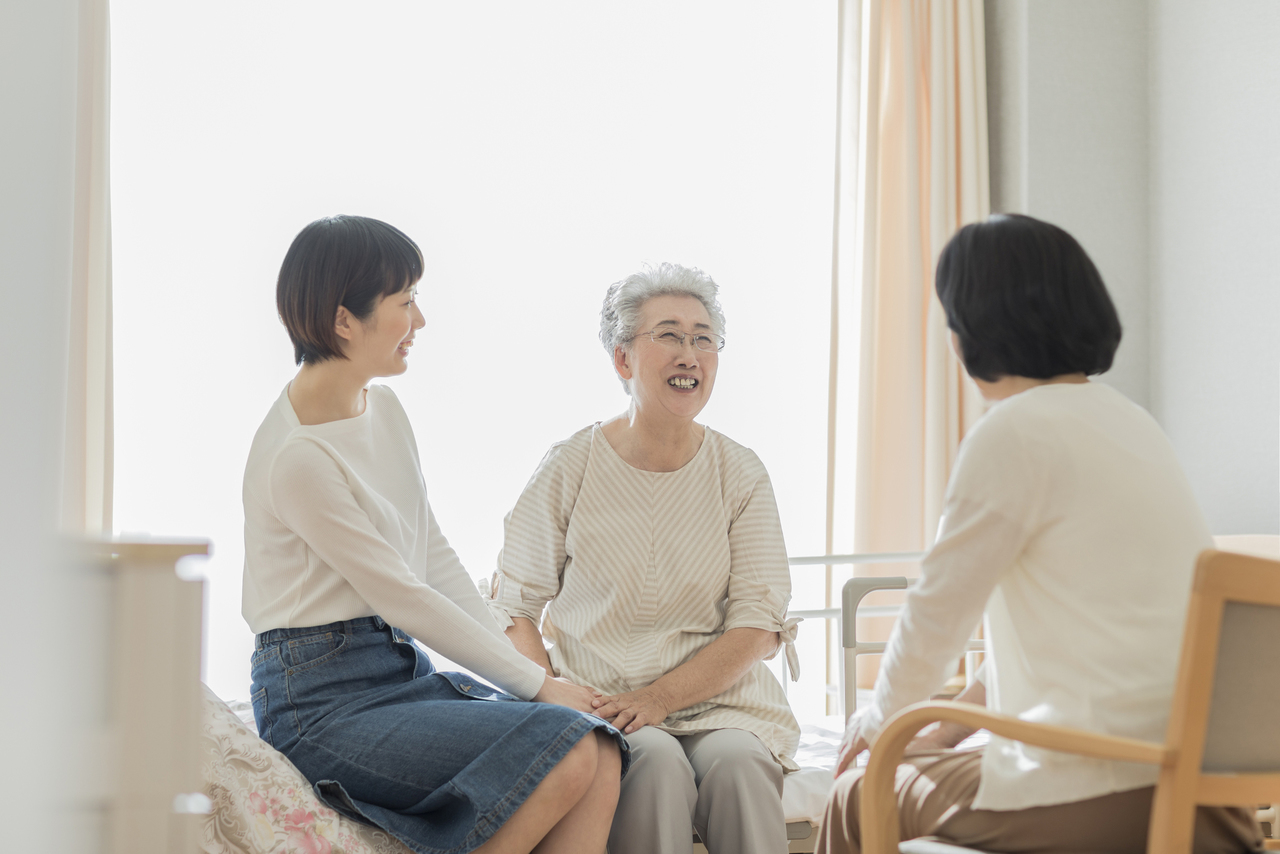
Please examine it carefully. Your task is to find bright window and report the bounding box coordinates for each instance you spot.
[112,1,839,721]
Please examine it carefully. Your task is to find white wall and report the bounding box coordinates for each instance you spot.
[1148,0,1280,535]
[986,0,1151,408]
[985,0,1279,534]
[0,2,103,851]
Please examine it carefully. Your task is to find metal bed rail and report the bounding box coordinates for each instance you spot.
[785,551,925,622]
[784,553,984,719]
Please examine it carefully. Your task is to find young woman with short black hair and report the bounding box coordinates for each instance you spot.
[244,215,628,854]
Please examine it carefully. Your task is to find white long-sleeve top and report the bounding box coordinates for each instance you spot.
[850,381,1211,810]
[241,383,547,701]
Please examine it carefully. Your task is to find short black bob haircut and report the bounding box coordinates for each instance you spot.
[277,215,424,365]
[935,213,1122,383]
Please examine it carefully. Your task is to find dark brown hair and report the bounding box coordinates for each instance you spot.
[277,215,423,364]
[935,214,1122,382]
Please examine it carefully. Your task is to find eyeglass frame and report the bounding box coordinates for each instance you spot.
[627,326,726,353]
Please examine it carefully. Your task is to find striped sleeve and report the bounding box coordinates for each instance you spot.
[492,428,592,626]
[722,452,793,633]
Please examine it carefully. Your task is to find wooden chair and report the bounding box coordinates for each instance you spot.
[858,549,1280,853]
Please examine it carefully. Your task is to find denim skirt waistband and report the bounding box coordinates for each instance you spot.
[254,614,406,650]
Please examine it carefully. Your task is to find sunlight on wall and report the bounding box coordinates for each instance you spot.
[111,1,839,720]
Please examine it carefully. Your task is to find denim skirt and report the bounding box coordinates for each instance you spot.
[251,616,630,854]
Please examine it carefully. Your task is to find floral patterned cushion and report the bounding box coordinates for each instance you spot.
[200,684,413,854]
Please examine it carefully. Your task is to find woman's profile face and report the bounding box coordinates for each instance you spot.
[344,282,425,378]
[617,294,719,422]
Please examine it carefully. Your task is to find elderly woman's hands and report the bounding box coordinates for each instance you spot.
[591,687,672,734]
[533,676,602,714]
[587,628,778,734]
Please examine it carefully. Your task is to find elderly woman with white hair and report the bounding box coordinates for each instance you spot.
[487,262,801,854]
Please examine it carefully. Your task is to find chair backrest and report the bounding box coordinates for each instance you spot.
[1150,549,1280,851]
[1202,599,1280,773]
[1211,534,1280,559]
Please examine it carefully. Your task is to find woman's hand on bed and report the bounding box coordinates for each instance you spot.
[834,733,869,777]
[591,688,671,734]
[533,676,601,713]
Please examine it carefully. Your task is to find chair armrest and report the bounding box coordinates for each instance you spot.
[860,701,1170,854]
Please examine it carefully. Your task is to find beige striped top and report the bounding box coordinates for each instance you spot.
[490,423,801,771]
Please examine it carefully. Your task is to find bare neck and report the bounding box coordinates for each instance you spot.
[601,405,705,472]
[288,359,371,425]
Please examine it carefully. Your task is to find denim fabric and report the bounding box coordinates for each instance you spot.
[251,616,629,854]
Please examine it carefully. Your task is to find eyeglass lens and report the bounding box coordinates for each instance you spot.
[649,329,725,352]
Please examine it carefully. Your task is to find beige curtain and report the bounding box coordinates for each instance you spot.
[850,0,989,557]
[823,0,989,697]
[62,0,114,534]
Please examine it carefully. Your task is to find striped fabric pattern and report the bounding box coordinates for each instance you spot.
[492,423,801,771]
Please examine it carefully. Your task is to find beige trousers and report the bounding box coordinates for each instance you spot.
[817,748,1261,854]
[607,726,788,854]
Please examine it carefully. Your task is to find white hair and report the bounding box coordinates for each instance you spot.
[599,262,726,394]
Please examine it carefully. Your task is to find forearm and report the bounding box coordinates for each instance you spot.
[645,627,778,713]
[505,617,554,676]
[422,508,507,640]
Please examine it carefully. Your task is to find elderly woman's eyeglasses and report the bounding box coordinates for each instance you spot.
[632,328,726,352]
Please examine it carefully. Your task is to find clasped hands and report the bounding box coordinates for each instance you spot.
[534,677,670,734]
[590,687,671,734]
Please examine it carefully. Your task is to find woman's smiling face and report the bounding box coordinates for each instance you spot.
[346,282,425,378]
[615,294,719,422]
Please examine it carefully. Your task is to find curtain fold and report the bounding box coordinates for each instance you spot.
[850,0,989,560]
[824,0,865,714]
[62,0,114,534]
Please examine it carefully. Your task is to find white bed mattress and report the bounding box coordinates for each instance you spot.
[782,718,846,825]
